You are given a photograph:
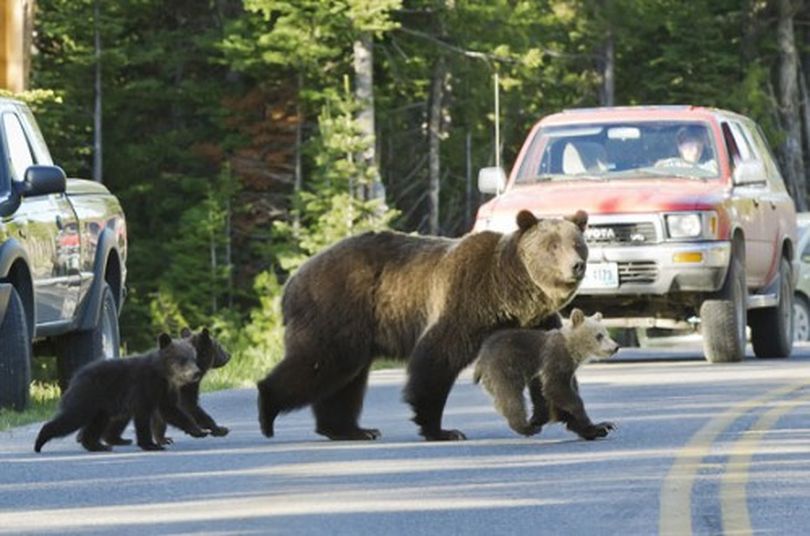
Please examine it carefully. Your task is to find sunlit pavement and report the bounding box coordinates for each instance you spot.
[1,344,809,535]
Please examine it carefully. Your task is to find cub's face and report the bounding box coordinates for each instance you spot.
[567,310,620,365]
[181,327,232,372]
[516,210,589,295]
[160,339,202,387]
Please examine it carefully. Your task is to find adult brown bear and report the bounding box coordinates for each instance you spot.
[257,209,588,441]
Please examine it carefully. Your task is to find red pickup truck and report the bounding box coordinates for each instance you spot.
[474,106,797,363]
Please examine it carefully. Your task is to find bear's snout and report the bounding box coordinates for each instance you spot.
[572,261,586,279]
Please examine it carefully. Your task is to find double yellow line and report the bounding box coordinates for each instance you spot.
[659,381,809,535]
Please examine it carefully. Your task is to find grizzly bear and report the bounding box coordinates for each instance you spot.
[473,309,619,440]
[100,327,231,446]
[34,334,208,452]
[257,209,589,441]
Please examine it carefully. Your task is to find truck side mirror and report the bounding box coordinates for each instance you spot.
[478,167,507,195]
[732,160,767,186]
[18,165,67,197]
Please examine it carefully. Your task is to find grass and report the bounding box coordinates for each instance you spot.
[0,381,60,431]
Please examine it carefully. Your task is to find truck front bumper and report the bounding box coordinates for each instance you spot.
[579,241,732,296]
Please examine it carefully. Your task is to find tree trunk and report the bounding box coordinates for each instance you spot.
[92,0,102,183]
[353,32,385,203]
[777,0,807,209]
[600,30,615,106]
[427,55,447,235]
[22,0,35,90]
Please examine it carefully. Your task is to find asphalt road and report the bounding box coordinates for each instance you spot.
[2,343,810,535]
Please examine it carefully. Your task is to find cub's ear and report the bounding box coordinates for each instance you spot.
[180,327,192,338]
[570,308,585,327]
[592,312,603,321]
[158,333,172,349]
[199,328,211,343]
[565,210,588,232]
[516,210,538,231]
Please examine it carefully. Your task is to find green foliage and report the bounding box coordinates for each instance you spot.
[272,85,398,271]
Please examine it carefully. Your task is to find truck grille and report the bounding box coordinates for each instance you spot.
[618,261,658,284]
[584,222,658,245]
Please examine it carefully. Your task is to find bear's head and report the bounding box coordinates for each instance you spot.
[515,209,589,295]
[564,309,620,365]
[157,332,202,388]
[180,327,231,374]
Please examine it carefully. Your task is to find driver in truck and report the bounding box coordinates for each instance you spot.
[657,125,717,173]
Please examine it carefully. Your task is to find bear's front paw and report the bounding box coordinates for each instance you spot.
[158,436,173,445]
[595,421,616,433]
[188,429,209,438]
[423,428,467,441]
[209,425,229,437]
[139,442,165,451]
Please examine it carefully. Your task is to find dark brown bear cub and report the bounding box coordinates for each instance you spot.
[34,334,208,452]
[101,327,231,446]
[258,209,588,441]
[473,309,619,440]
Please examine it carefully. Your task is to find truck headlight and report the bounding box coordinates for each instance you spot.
[666,214,703,238]
[665,211,718,239]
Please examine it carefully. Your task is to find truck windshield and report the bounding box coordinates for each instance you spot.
[514,121,720,183]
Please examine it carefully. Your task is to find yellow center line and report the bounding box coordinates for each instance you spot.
[659,382,803,536]
[720,387,810,536]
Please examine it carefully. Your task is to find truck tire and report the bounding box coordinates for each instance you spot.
[701,257,746,363]
[793,293,810,342]
[749,257,793,358]
[56,283,120,390]
[0,287,31,410]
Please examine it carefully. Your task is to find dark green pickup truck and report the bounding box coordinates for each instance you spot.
[0,98,127,410]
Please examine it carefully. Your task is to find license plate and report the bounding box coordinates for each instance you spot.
[581,262,619,289]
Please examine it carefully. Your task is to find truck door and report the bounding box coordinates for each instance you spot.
[724,120,772,285]
[1,111,79,325]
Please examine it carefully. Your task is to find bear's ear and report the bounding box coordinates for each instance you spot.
[592,312,603,321]
[570,308,585,327]
[180,327,192,338]
[199,328,211,344]
[516,210,538,231]
[158,333,172,349]
[565,210,588,232]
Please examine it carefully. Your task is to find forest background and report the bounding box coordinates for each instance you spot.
[15,0,810,387]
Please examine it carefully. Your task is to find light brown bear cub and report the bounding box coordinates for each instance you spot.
[473,309,619,440]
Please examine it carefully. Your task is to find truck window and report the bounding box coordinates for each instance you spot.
[728,122,755,161]
[2,113,35,182]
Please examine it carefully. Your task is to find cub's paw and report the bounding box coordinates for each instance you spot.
[580,422,615,440]
[188,429,209,438]
[82,442,112,452]
[423,428,467,441]
[316,427,381,441]
[139,442,165,451]
[520,423,544,437]
[104,437,133,446]
[210,425,229,437]
[158,437,174,445]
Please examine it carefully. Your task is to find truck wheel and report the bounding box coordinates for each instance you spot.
[701,257,746,363]
[0,287,31,410]
[749,257,793,358]
[56,283,120,390]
